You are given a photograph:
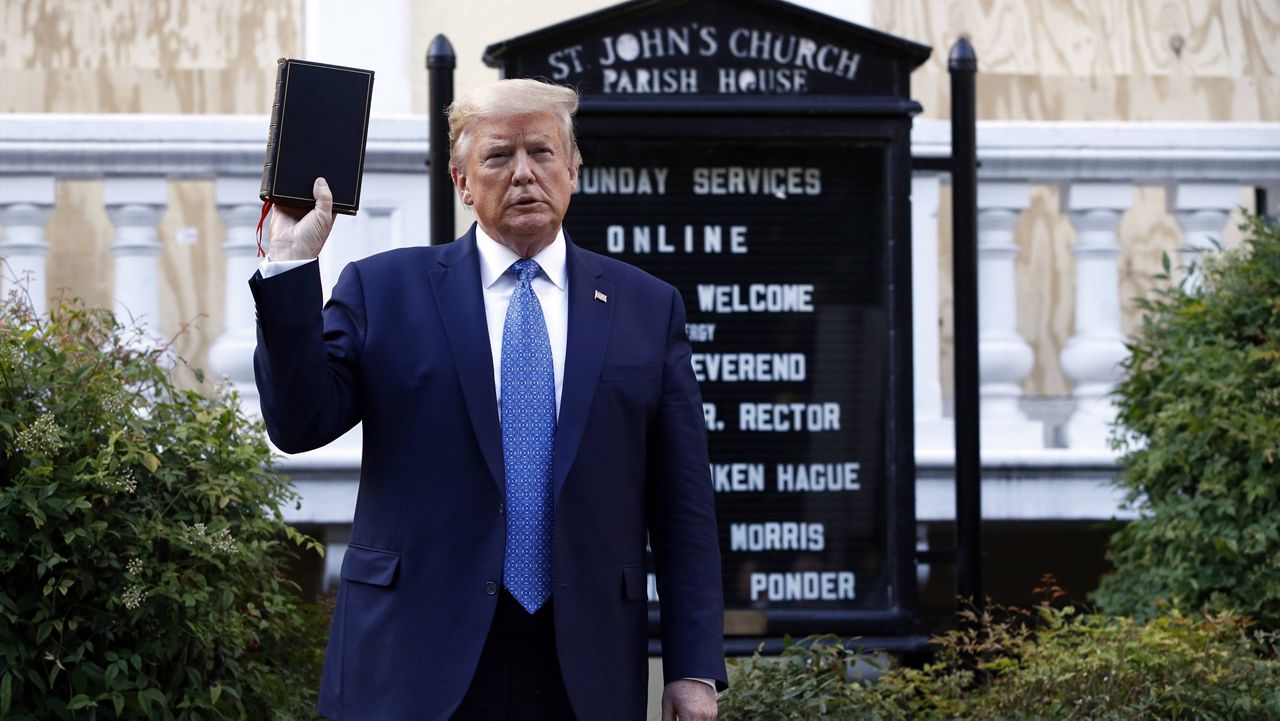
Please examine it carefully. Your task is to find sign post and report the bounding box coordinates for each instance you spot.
[485,0,931,651]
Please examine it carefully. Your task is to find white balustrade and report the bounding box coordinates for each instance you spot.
[210,176,267,413]
[3,114,1278,521]
[1060,183,1133,450]
[0,174,55,315]
[910,171,951,452]
[1167,182,1240,287]
[103,176,168,331]
[977,181,1042,448]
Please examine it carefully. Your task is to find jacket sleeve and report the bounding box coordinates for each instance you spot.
[644,285,728,690]
[249,260,367,454]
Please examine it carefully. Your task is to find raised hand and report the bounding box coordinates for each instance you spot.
[267,177,334,261]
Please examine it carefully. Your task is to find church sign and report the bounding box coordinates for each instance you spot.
[486,0,930,645]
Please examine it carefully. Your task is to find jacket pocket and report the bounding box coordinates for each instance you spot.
[602,364,660,382]
[340,544,400,587]
[622,564,647,601]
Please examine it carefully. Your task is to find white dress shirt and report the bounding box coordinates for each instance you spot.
[258,226,569,417]
[474,226,568,417]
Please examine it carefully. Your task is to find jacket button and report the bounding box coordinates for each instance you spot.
[498,502,505,515]
[484,580,498,596]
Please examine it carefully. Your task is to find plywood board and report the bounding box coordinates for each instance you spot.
[0,0,300,113]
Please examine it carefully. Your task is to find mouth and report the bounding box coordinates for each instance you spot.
[511,197,544,208]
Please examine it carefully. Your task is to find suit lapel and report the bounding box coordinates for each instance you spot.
[428,228,506,494]
[554,237,612,502]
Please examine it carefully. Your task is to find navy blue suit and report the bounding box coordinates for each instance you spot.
[250,227,726,720]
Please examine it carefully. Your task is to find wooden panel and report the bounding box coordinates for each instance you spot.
[877,0,1279,121]
[44,181,114,311]
[1015,186,1075,397]
[0,0,301,114]
[157,181,224,390]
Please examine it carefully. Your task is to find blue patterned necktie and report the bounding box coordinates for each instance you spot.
[500,258,556,614]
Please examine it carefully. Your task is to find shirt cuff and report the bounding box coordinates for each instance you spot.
[259,257,316,279]
[682,678,717,690]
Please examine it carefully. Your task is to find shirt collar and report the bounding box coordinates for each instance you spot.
[475,225,567,291]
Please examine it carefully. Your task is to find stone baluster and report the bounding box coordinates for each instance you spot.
[911,171,951,451]
[1167,183,1240,288]
[977,182,1043,448]
[1061,183,1133,450]
[209,177,265,415]
[103,177,169,332]
[0,175,56,316]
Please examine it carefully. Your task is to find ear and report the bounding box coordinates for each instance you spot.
[450,166,474,206]
[567,158,579,192]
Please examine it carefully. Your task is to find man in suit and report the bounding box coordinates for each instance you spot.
[251,78,726,721]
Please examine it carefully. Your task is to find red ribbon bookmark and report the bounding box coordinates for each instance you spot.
[255,199,272,258]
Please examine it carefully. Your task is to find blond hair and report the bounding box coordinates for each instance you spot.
[447,78,582,171]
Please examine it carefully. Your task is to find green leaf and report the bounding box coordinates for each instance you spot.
[66,694,94,710]
[209,685,221,704]
[1,670,12,716]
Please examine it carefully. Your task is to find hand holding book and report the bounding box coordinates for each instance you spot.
[258,58,374,259]
[268,177,334,261]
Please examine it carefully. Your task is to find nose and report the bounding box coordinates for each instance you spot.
[511,150,535,185]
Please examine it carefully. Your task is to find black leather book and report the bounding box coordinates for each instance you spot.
[260,58,375,216]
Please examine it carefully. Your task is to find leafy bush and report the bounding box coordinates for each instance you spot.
[0,293,326,720]
[720,598,1280,719]
[1093,214,1280,627]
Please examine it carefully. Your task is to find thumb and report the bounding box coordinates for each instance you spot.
[314,177,334,217]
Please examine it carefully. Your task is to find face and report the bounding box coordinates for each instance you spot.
[451,112,578,257]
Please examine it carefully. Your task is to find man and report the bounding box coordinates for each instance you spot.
[251,78,726,721]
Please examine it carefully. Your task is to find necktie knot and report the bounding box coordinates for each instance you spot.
[509,258,541,286]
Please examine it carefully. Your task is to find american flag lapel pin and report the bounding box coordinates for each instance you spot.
[594,289,608,303]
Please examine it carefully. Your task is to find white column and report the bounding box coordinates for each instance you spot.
[1167,183,1240,288]
[209,177,265,416]
[977,182,1042,448]
[1061,183,1133,450]
[911,172,951,451]
[103,177,169,331]
[304,0,412,113]
[322,525,352,595]
[0,175,56,316]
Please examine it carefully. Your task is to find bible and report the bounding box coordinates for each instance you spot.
[260,58,375,216]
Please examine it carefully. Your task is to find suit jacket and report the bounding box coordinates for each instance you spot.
[250,226,727,721]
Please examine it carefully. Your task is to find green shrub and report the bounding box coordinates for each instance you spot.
[1092,214,1280,627]
[720,602,1280,719]
[0,294,326,720]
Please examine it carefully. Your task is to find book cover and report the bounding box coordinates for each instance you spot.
[260,58,375,216]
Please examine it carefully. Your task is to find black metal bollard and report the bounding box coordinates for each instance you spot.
[427,34,456,246]
[949,36,982,614]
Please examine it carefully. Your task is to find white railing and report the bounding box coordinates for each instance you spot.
[2,115,1278,534]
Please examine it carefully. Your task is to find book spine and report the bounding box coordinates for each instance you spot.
[259,58,288,201]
